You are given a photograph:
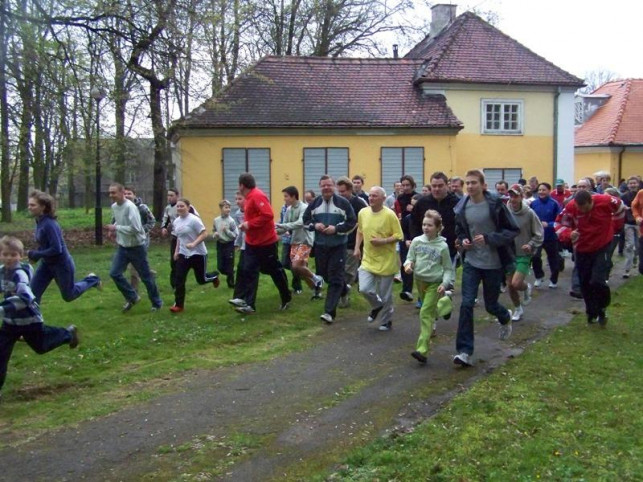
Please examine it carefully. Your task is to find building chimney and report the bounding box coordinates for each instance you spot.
[393,44,399,59]
[430,4,457,38]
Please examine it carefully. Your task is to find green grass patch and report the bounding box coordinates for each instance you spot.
[0,243,368,444]
[0,208,108,232]
[324,276,643,481]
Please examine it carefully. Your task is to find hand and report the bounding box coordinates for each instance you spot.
[322,225,337,235]
[173,252,179,261]
[314,222,326,232]
[370,237,388,246]
[473,234,486,246]
[104,224,116,233]
[637,217,643,226]
[239,221,249,232]
[186,242,195,249]
[405,240,411,248]
[571,230,580,243]
[353,247,361,260]
[161,228,168,237]
[461,238,472,251]
[437,285,445,296]
[404,264,413,274]
[521,244,532,254]
[213,232,220,239]
[541,221,548,228]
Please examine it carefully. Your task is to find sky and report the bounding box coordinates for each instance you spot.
[408,0,643,80]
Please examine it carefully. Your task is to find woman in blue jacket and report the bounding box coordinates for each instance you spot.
[27,191,101,303]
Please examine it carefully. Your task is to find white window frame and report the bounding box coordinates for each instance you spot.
[481,99,523,135]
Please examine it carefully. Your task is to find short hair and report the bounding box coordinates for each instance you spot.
[575,190,592,206]
[281,186,299,199]
[450,176,464,187]
[604,187,620,197]
[400,175,416,188]
[465,169,485,184]
[0,235,24,255]
[351,174,365,183]
[336,176,354,192]
[495,180,509,189]
[430,171,449,184]
[238,173,256,189]
[529,176,539,183]
[29,190,57,218]
[219,199,231,208]
[371,186,387,198]
[319,174,334,185]
[538,182,552,191]
[305,189,316,198]
[628,176,639,183]
[124,186,137,194]
[517,178,527,186]
[177,197,191,207]
[110,182,124,192]
[168,188,179,196]
[423,210,443,233]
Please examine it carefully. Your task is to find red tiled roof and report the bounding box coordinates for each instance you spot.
[575,79,643,146]
[176,57,463,130]
[406,12,583,87]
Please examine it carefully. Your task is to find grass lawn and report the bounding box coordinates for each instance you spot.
[326,276,643,481]
[0,241,369,443]
[0,208,109,233]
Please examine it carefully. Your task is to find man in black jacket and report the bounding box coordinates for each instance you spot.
[410,171,459,260]
[453,169,519,367]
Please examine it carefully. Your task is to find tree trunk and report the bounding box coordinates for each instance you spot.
[149,81,167,220]
[0,0,12,222]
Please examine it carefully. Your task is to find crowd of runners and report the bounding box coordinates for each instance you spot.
[1,170,642,394]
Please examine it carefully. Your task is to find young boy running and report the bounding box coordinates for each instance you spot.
[0,236,79,395]
[213,200,238,288]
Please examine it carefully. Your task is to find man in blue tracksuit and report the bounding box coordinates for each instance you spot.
[530,182,562,289]
[303,175,356,324]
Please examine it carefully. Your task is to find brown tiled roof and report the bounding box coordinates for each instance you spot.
[406,12,584,87]
[576,79,643,147]
[175,57,463,130]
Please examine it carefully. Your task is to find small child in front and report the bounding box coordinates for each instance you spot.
[404,210,454,364]
[213,200,238,289]
[0,236,78,395]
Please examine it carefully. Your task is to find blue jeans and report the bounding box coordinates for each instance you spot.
[31,256,100,304]
[1,322,71,390]
[110,245,162,308]
[456,263,510,356]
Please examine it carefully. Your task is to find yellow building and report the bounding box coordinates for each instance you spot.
[575,79,643,184]
[171,6,583,222]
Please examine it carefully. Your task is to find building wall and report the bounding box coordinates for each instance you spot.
[574,148,619,183]
[177,131,456,223]
[445,89,556,183]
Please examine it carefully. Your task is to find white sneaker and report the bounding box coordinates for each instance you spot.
[511,305,524,321]
[524,283,533,305]
[228,298,247,307]
[320,313,334,323]
[500,283,507,293]
[534,278,544,288]
[499,315,513,340]
[548,281,558,289]
[453,352,472,366]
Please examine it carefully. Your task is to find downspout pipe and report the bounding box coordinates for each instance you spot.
[617,146,626,184]
[553,88,560,182]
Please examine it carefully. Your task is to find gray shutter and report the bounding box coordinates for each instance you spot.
[503,168,522,186]
[381,147,402,194]
[304,148,326,194]
[223,148,246,203]
[327,148,348,182]
[404,147,424,189]
[484,169,503,193]
[248,148,271,199]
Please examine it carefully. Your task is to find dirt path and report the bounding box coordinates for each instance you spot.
[0,262,629,481]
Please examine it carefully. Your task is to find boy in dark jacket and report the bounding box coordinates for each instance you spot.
[0,236,78,395]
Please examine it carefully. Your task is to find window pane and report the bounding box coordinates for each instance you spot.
[304,148,326,194]
[248,148,271,199]
[222,148,247,203]
[381,147,403,194]
[327,148,349,183]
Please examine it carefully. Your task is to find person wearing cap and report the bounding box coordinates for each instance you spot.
[530,182,563,289]
[505,184,544,321]
[551,179,571,206]
[404,209,454,364]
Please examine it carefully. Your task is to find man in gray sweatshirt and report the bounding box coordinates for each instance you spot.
[106,183,162,312]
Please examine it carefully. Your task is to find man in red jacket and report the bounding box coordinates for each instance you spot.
[560,190,623,326]
[230,173,292,314]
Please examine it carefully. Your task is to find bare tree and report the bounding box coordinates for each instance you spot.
[579,69,620,94]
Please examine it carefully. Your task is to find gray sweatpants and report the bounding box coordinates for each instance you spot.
[358,267,395,325]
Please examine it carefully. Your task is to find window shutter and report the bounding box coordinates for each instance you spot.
[248,148,271,199]
[381,148,403,193]
[304,148,326,193]
[327,148,349,182]
[404,148,424,188]
[223,148,246,203]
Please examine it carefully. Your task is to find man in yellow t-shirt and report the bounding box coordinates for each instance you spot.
[354,186,404,331]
